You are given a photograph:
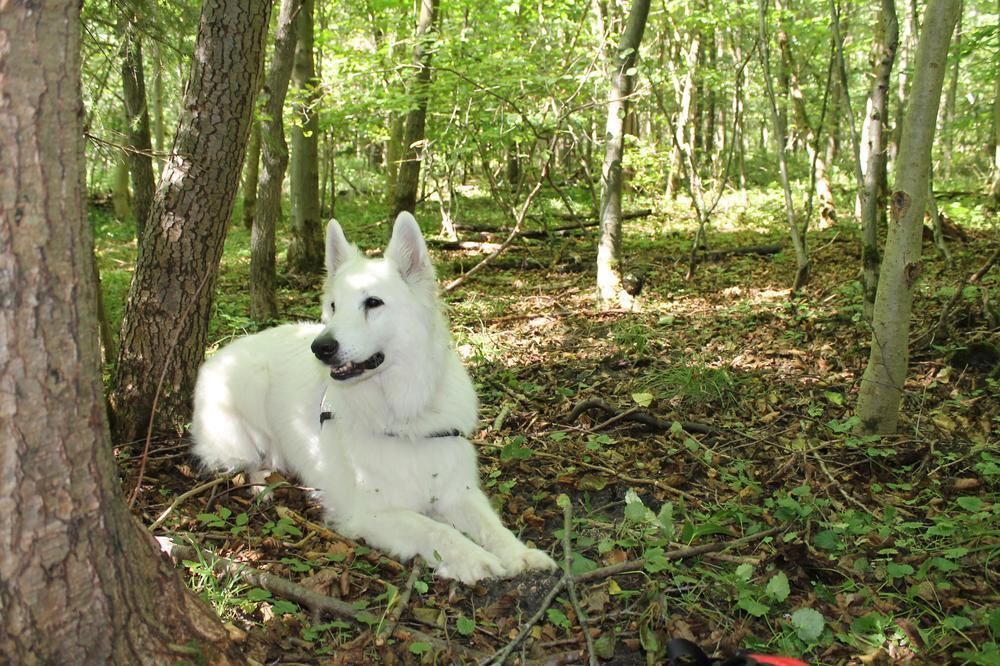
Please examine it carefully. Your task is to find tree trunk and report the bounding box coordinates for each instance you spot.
[391,0,439,218]
[119,9,156,244]
[778,9,835,227]
[385,113,404,203]
[992,41,1000,203]
[111,151,132,220]
[597,0,651,309]
[666,34,699,200]
[252,0,304,323]
[940,1,962,173]
[243,119,261,230]
[860,0,899,321]
[889,0,918,165]
[110,0,274,446]
[758,0,810,291]
[287,0,324,274]
[856,0,961,435]
[0,4,243,662]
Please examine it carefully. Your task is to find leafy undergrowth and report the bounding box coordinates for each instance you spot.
[103,188,1000,665]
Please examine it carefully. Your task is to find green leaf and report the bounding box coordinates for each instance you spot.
[813,529,842,550]
[456,615,476,636]
[413,580,429,594]
[735,563,754,581]
[246,588,272,602]
[643,547,670,573]
[500,437,533,461]
[408,641,432,655]
[272,599,299,615]
[886,562,915,579]
[737,594,769,617]
[594,631,617,660]
[956,496,985,512]
[546,608,570,629]
[556,493,571,509]
[766,571,790,602]
[791,607,825,642]
[631,391,653,407]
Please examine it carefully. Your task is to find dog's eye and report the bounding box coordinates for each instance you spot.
[364,297,384,310]
[329,302,336,313]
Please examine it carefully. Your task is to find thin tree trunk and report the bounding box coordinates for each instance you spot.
[243,119,261,230]
[856,0,961,435]
[391,0,439,218]
[860,0,899,321]
[252,0,304,323]
[119,9,156,243]
[940,1,962,173]
[779,29,836,227]
[992,39,1000,203]
[667,34,699,200]
[385,113,404,203]
[111,151,132,220]
[110,0,274,445]
[597,0,651,309]
[0,4,243,662]
[890,0,918,165]
[287,0,324,274]
[758,0,810,291]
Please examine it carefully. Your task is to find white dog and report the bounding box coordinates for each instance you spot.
[191,213,556,583]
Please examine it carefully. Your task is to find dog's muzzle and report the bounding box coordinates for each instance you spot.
[311,333,385,381]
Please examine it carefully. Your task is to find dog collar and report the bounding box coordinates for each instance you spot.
[319,403,464,439]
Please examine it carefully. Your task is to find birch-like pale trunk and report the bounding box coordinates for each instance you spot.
[597,0,651,309]
[855,0,962,435]
[860,0,899,321]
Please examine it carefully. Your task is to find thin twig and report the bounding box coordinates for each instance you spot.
[480,576,568,666]
[377,558,424,645]
[128,269,214,507]
[147,477,231,531]
[575,524,784,583]
[158,539,479,660]
[561,501,597,666]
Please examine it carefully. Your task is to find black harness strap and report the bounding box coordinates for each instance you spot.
[319,407,463,439]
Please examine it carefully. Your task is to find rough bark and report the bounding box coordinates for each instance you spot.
[597,0,651,309]
[0,4,243,663]
[287,0,324,274]
[243,119,261,230]
[110,0,274,445]
[860,0,899,321]
[252,0,304,322]
[119,8,156,243]
[856,0,961,435]
[391,0,440,218]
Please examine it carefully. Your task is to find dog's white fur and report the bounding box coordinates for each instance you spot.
[191,213,556,583]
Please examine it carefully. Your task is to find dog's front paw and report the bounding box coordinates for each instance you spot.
[502,547,558,576]
[435,549,506,584]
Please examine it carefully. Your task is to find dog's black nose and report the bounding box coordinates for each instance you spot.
[311,334,339,363]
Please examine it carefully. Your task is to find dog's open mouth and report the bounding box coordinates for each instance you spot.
[328,352,385,380]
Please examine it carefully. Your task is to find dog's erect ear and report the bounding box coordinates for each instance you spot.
[386,212,433,281]
[325,219,357,275]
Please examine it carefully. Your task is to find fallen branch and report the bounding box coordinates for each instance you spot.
[575,524,784,583]
[479,524,784,665]
[377,557,424,645]
[276,505,405,573]
[566,398,721,436]
[148,477,230,532]
[912,247,999,350]
[698,243,783,261]
[561,501,597,666]
[158,538,480,661]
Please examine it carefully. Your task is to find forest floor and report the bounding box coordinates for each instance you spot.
[97,185,999,665]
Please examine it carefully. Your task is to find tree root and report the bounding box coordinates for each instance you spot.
[566,398,721,436]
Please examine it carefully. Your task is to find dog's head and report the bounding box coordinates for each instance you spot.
[311,212,442,382]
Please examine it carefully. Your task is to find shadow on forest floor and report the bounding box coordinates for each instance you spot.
[99,189,999,665]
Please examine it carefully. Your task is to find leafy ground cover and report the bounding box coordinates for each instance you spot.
[96,186,999,665]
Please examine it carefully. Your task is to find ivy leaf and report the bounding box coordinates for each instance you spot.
[791,608,825,642]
